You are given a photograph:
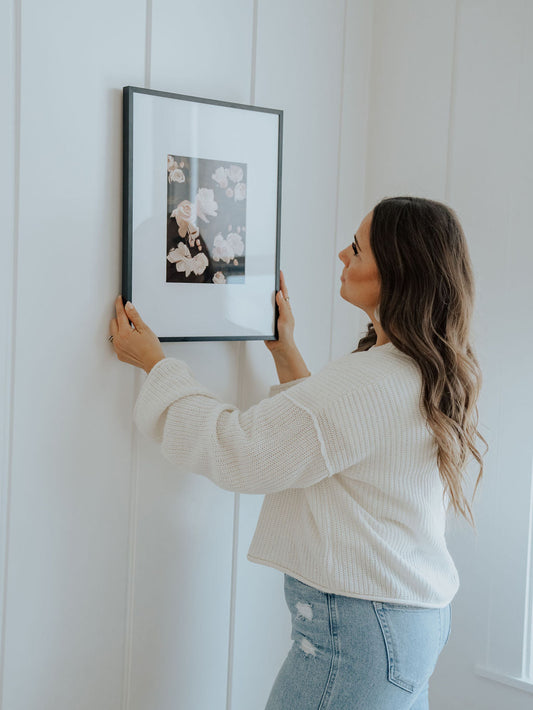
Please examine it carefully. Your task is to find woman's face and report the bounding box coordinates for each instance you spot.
[338,209,381,315]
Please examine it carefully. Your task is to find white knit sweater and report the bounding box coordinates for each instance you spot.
[133,341,460,608]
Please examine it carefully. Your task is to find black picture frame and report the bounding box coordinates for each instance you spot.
[122,86,283,342]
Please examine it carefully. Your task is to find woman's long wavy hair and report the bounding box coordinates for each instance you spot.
[353,196,488,529]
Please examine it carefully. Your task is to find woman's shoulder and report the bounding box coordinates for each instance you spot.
[280,343,420,411]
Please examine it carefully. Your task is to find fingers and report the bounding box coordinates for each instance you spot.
[124,301,145,330]
[109,318,118,339]
[276,287,291,311]
[276,271,292,314]
[115,295,130,330]
[279,270,288,299]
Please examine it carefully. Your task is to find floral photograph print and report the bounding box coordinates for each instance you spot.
[166,155,247,285]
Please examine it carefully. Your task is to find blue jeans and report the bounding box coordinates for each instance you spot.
[264,574,452,710]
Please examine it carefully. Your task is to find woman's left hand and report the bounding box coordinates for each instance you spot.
[109,296,166,373]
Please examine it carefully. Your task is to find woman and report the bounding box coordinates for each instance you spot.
[109,195,487,709]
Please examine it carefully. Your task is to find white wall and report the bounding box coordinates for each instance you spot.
[2,0,532,709]
[365,1,533,708]
[0,1,370,709]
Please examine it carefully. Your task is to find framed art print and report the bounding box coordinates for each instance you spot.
[122,85,283,341]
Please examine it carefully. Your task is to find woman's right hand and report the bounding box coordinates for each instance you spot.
[264,271,311,382]
[264,270,296,354]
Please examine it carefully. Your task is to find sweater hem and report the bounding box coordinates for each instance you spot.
[246,554,455,608]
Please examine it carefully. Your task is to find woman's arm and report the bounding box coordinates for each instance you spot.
[264,270,311,383]
[271,345,311,383]
[133,357,333,494]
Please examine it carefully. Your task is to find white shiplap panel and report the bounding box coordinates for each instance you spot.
[444,0,533,685]
[232,1,347,708]
[150,0,254,104]
[0,0,17,702]
[365,0,457,205]
[330,0,375,361]
[129,352,243,710]
[129,2,255,709]
[3,2,146,709]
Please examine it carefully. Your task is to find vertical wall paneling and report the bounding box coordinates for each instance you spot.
[144,0,153,90]
[228,6,261,705]
[365,0,456,205]
[388,0,533,707]
[129,2,255,708]
[361,2,516,708]
[5,1,531,708]
[0,0,18,704]
[523,459,533,681]
[444,0,533,682]
[121,385,138,710]
[443,0,460,203]
[330,0,375,361]
[232,1,350,707]
[2,1,147,708]
[228,4,261,707]
[365,2,533,707]
[328,0,349,362]
[122,5,152,708]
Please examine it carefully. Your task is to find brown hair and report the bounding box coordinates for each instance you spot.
[353,196,488,529]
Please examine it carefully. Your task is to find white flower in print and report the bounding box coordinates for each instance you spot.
[212,233,233,263]
[170,200,197,237]
[167,242,208,277]
[196,188,218,223]
[234,182,246,201]
[226,232,244,257]
[226,165,243,183]
[187,223,200,247]
[167,155,178,171]
[213,271,226,284]
[212,166,228,188]
[168,168,185,183]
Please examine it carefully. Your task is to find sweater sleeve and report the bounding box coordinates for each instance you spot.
[133,358,333,494]
[268,375,311,397]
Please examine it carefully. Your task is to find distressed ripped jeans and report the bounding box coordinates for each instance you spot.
[264,574,452,710]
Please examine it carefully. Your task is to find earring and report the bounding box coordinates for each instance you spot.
[373,304,381,323]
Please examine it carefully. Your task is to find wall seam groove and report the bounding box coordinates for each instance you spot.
[328,0,348,365]
[121,372,141,710]
[484,0,533,676]
[482,0,520,669]
[226,482,240,710]
[363,0,377,211]
[520,0,532,677]
[121,4,154,709]
[0,0,21,706]
[144,0,152,91]
[523,456,533,679]
[226,3,260,708]
[511,0,530,679]
[444,0,459,203]
[249,0,258,106]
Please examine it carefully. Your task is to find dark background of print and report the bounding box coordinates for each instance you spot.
[166,155,247,284]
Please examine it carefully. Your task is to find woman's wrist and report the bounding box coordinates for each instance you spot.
[270,341,297,359]
[271,343,310,383]
[143,353,166,374]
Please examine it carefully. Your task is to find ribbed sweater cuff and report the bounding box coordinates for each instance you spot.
[133,357,214,440]
[269,376,311,398]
